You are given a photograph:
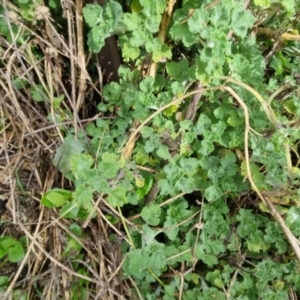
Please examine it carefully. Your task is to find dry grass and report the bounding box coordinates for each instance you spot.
[0,1,132,299]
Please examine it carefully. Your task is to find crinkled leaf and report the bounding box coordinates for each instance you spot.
[195,244,218,267]
[145,38,172,62]
[166,59,192,82]
[99,152,125,178]
[231,6,255,38]
[141,204,161,226]
[286,207,300,236]
[120,38,140,61]
[122,12,141,31]
[107,187,127,207]
[204,185,223,202]
[87,25,109,53]
[156,145,170,160]
[139,0,166,16]
[187,9,209,34]
[70,154,94,178]
[199,139,214,156]
[170,23,196,47]
[141,224,161,245]
[83,4,103,27]
[103,0,123,29]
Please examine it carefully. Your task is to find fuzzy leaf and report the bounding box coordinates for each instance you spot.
[107,187,127,207]
[83,4,103,28]
[141,204,161,226]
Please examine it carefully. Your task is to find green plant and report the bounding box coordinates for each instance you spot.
[0,276,27,300]
[38,0,300,298]
[0,236,25,263]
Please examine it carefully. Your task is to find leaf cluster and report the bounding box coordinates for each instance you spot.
[43,0,300,298]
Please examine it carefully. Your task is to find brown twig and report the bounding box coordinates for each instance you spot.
[75,0,88,111]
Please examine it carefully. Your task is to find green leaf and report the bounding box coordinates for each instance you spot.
[134,147,150,165]
[230,6,255,38]
[170,22,195,47]
[195,244,218,267]
[170,8,197,46]
[53,135,85,176]
[163,199,193,239]
[29,84,47,102]
[247,231,270,252]
[156,145,170,159]
[282,0,295,15]
[241,161,267,189]
[59,202,79,219]
[286,207,300,236]
[204,185,223,202]
[0,276,9,286]
[209,1,232,28]
[141,224,161,246]
[129,29,148,47]
[139,0,166,16]
[164,284,176,297]
[199,139,214,156]
[179,157,199,174]
[122,12,140,31]
[187,9,209,35]
[87,25,109,53]
[120,38,140,61]
[124,242,166,279]
[69,223,83,237]
[158,178,176,196]
[103,0,123,29]
[52,95,64,110]
[194,114,212,135]
[8,241,24,262]
[70,154,94,178]
[145,38,172,62]
[254,0,270,7]
[131,0,143,12]
[41,188,72,208]
[49,0,61,10]
[0,236,15,251]
[141,204,161,226]
[139,76,155,94]
[63,238,82,256]
[12,77,28,90]
[83,4,103,28]
[166,59,192,82]
[206,270,224,289]
[0,237,25,262]
[0,248,8,260]
[124,249,149,276]
[107,187,127,207]
[136,174,154,200]
[99,152,125,178]
[195,47,225,83]
[141,126,154,138]
[72,185,94,206]
[220,152,238,177]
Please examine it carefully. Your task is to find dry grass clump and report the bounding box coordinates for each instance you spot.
[0,1,129,299]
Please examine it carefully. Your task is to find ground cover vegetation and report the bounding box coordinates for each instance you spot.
[1,0,300,299]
